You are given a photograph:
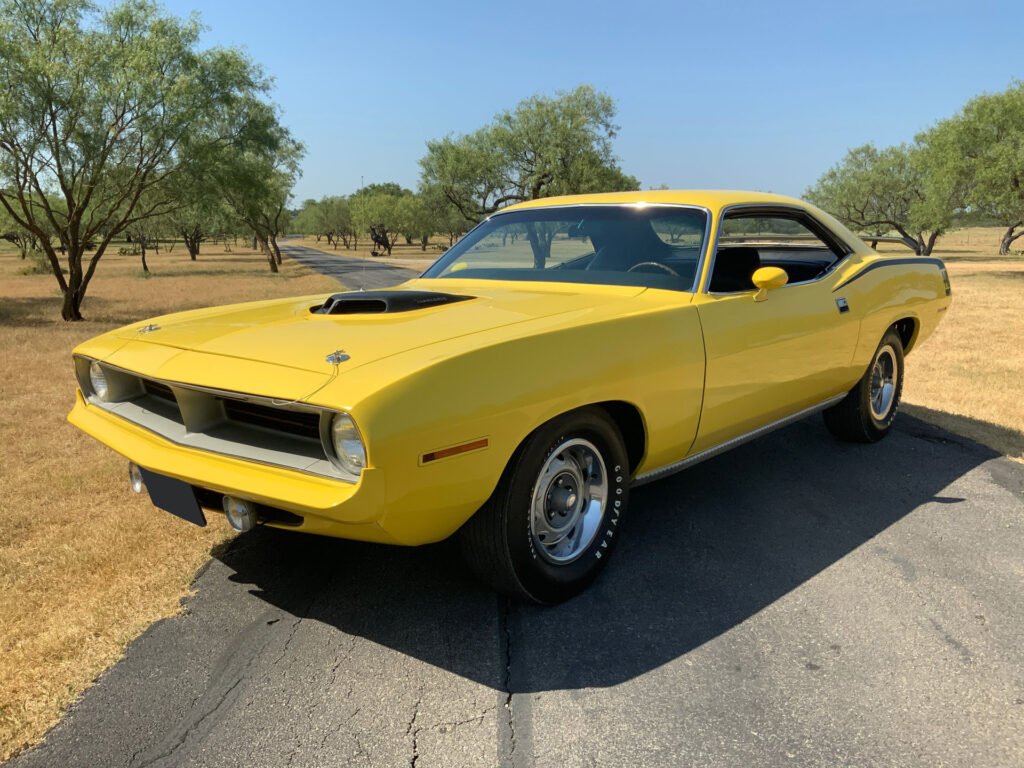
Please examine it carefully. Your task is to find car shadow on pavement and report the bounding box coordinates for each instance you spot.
[213,414,998,694]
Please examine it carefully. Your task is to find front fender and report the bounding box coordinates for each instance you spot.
[315,299,705,544]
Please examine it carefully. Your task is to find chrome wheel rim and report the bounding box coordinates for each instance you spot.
[530,438,608,565]
[869,344,897,421]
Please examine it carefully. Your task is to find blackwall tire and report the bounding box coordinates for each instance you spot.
[823,328,905,443]
[458,407,630,604]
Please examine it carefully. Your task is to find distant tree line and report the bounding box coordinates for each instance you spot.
[807,83,1024,255]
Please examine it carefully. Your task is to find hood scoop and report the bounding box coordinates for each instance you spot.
[311,290,472,316]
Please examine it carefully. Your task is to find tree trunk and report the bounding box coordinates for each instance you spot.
[140,242,149,273]
[999,222,1022,255]
[62,249,85,321]
[184,229,201,260]
[257,236,278,273]
[420,235,428,251]
[270,235,283,265]
[919,231,941,257]
[525,224,551,268]
[61,287,84,321]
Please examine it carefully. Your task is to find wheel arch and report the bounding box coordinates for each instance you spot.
[893,316,919,354]
[592,400,647,476]
[506,399,648,479]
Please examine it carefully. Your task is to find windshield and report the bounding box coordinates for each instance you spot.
[421,205,708,292]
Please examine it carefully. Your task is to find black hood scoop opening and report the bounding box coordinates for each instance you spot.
[311,290,473,315]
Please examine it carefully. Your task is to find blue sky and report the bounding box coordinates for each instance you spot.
[162,0,1020,202]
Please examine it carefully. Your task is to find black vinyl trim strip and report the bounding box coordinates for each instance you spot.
[832,257,945,292]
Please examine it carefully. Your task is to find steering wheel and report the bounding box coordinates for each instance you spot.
[627,261,680,277]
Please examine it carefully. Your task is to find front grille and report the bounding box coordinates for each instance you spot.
[222,398,322,441]
[143,379,176,403]
[82,366,347,479]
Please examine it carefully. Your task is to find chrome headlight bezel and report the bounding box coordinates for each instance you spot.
[88,361,110,401]
[323,412,367,479]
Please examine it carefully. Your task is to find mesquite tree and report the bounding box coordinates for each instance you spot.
[0,0,273,319]
[420,85,638,265]
[215,102,303,272]
[805,144,957,256]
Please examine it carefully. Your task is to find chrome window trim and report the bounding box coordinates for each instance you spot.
[426,202,714,294]
[632,393,847,486]
[75,356,362,482]
[701,203,857,296]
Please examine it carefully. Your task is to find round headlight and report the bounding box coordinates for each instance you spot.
[330,413,366,476]
[89,361,110,401]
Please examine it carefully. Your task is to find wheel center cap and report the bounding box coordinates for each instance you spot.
[549,485,578,517]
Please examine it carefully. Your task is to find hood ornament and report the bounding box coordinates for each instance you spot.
[138,324,161,334]
[326,350,350,365]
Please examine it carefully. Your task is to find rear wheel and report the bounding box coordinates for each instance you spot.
[458,407,629,604]
[823,328,905,443]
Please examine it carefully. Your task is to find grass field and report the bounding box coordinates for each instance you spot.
[0,229,1021,760]
[0,243,336,760]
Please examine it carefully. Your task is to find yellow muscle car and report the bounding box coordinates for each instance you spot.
[68,191,951,603]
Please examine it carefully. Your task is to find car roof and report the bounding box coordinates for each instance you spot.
[501,190,810,213]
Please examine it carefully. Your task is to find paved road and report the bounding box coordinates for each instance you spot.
[280,242,420,289]
[14,242,1024,765]
[9,411,1023,768]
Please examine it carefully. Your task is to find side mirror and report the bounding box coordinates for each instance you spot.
[751,267,788,302]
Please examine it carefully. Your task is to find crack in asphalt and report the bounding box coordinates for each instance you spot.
[131,616,275,768]
[406,696,422,768]
[499,597,517,768]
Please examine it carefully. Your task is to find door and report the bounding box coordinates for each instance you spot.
[689,207,860,453]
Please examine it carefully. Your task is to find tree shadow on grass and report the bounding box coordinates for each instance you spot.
[0,296,64,327]
[0,294,208,328]
[212,415,1000,693]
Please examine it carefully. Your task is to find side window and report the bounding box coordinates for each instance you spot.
[709,212,845,293]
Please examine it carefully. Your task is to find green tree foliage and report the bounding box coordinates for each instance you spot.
[0,203,45,258]
[420,85,639,225]
[921,83,1024,254]
[351,188,411,256]
[805,143,958,256]
[214,101,304,272]
[167,164,236,261]
[0,0,278,319]
[418,184,469,247]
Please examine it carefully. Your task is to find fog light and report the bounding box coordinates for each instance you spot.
[222,496,257,532]
[128,463,145,494]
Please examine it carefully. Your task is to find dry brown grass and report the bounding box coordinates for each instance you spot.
[0,229,1021,760]
[0,242,336,760]
[900,251,1024,460]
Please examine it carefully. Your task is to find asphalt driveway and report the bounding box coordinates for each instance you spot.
[9,249,1023,767]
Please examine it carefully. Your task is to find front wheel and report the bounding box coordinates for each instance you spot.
[458,408,630,604]
[823,328,905,443]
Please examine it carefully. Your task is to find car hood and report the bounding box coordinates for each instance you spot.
[106,279,647,382]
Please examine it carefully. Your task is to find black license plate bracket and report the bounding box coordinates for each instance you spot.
[139,467,207,527]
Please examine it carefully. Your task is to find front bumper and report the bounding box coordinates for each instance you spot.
[68,390,396,543]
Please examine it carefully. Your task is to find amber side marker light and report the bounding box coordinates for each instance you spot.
[422,438,489,464]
